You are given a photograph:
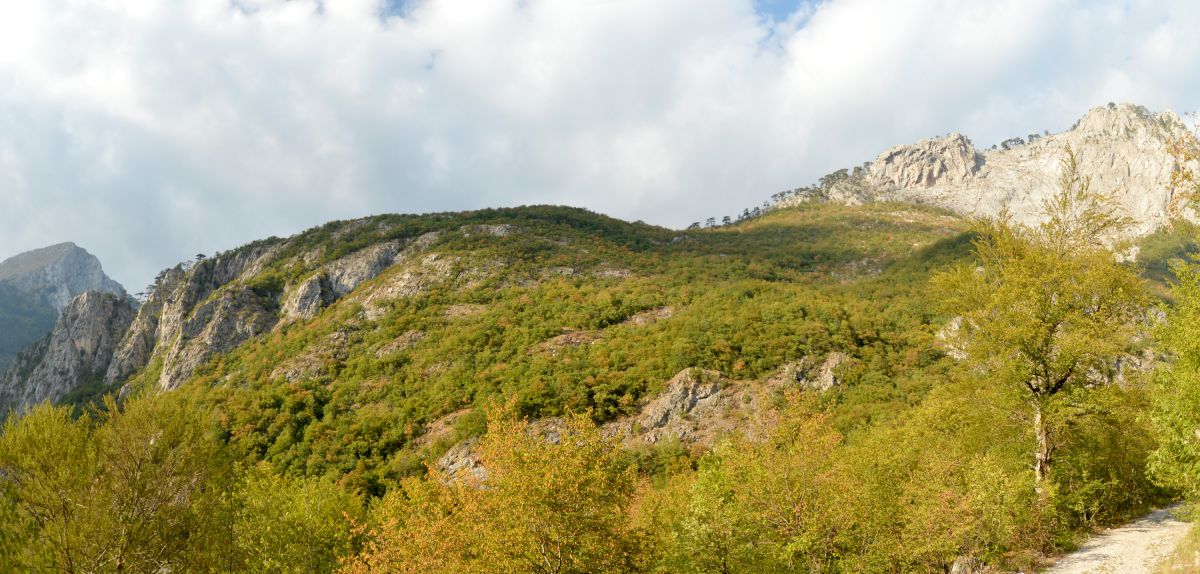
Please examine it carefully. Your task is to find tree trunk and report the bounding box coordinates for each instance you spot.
[1032,398,1051,502]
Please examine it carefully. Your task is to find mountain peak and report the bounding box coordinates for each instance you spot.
[0,242,123,307]
[0,243,126,372]
[1071,102,1189,141]
[0,242,86,282]
[779,102,1198,236]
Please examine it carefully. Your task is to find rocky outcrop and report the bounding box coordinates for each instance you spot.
[635,368,725,443]
[0,291,135,415]
[0,243,126,371]
[877,104,1196,234]
[104,228,455,392]
[279,274,336,322]
[155,287,279,390]
[281,232,442,323]
[437,437,487,482]
[768,352,847,391]
[779,104,1198,236]
[606,368,782,447]
[872,133,981,189]
[357,253,458,321]
[104,243,280,390]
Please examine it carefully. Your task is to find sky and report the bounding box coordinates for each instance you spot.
[1,0,1199,290]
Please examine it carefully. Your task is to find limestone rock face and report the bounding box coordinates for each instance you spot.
[437,437,486,482]
[0,291,135,415]
[768,353,847,391]
[871,133,980,189]
[279,232,441,323]
[605,368,780,448]
[808,352,846,391]
[637,368,724,441]
[784,104,1197,236]
[0,243,126,371]
[279,274,335,322]
[0,243,125,311]
[105,228,453,392]
[155,287,279,390]
[105,244,280,390]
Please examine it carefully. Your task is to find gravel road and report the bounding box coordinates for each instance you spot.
[1041,506,1191,574]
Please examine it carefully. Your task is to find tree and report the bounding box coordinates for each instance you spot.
[722,216,732,226]
[1000,137,1025,150]
[343,405,647,574]
[1167,115,1200,216]
[0,395,234,572]
[0,404,94,570]
[819,168,849,189]
[1150,119,1200,498]
[647,395,853,573]
[233,464,363,573]
[705,217,716,228]
[935,149,1148,499]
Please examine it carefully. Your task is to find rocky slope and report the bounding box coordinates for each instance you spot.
[105,220,466,392]
[0,243,125,371]
[781,103,1198,234]
[0,291,135,416]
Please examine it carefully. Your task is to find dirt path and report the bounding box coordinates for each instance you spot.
[1041,507,1191,574]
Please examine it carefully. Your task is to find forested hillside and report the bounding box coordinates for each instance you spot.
[1,166,1199,571]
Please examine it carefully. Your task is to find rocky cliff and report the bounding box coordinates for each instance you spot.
[781,103,1198,234]
[0,243,126,371]
[104,220,452,392]
[0,291,135,416]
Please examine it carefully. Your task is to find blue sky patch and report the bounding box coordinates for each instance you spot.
[754,0,810,21]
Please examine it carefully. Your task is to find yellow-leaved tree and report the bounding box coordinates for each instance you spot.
[935,149,1149,500]
[342,404,648,574]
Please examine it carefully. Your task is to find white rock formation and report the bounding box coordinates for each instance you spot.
[0,291,135,416]
[783,103,1198,235]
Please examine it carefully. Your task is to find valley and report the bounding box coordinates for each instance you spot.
[0,103,1198,572]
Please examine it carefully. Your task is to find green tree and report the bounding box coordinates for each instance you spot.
[233,464,364,573]
[935,150,1148,498]
[1149,261,1200,499]
[1150,120,1200,501]
[0,396,233,572]
[647,396,851,573]
[0,404,94,571]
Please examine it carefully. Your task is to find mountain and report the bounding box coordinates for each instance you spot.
[114,203,968,487]
[3,103,1191,444]
[0,103,1194,572]
[0,243,126,371]
[0,291,135,416]
[777,103,1198,235]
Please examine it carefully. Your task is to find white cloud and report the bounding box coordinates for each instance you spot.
[0,0,1198,288]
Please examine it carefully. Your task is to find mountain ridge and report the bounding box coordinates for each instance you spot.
[0,102,1193,451]
[775,103,1198,235]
